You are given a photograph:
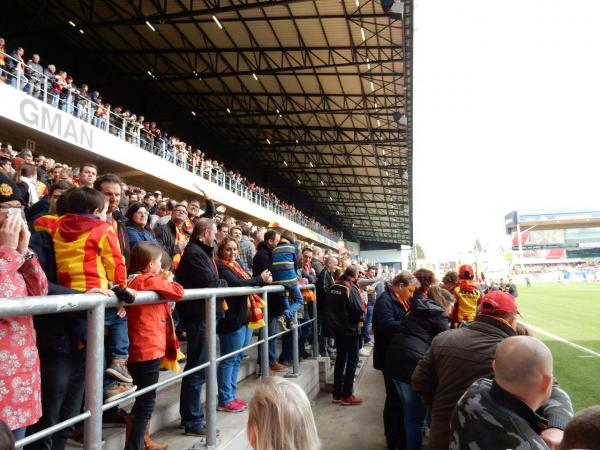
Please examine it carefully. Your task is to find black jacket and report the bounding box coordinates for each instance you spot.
[253,241,285,317]
[155,220,179,258]
[384,294,449,381]
[372,286,410,371]
[316,268,335,317]
[217,262,264,334]
[252,241,272,276]
[29,230,86,354]
[175,238,221,323]
[26,197,50,230]
[113,210,130,263]
[324,277,364,338]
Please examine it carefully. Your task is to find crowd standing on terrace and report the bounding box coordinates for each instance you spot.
[0,41,599,450]
[0,40,339,242]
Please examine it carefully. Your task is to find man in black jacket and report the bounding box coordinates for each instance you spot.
[252,229,286,371]
[175,218,220,436]
[325,265,364,406]
[316,256,337,357]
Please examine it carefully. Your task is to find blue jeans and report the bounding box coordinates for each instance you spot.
[105,308,129,359]
[282,284,304,320]
[217,326,252,404]
[104,308,129,390]
[258,316,279,368]
[180,320,207,429]
[362,304,374,343]
[383,372,405,450]
[13,427,26,450]
[396,379,427,450]
[333,335,359,397]
[10,71,28,92]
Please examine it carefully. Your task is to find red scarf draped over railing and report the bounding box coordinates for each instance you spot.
[220,259,266,330]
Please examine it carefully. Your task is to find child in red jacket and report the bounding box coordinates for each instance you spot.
[125,242,184,450]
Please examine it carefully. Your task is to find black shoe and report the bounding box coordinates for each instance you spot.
[184,425,220,437]
[300,351,311,359]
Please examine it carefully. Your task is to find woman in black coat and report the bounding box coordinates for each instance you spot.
[384,270,454,450]
[215,236,271,413]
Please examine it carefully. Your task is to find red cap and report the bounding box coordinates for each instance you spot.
[479,291,520,316]
[458,264,474,279]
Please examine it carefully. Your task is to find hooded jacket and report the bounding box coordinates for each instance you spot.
[53,213,127,291]
[450,279,481,323]
[384,294,449,381]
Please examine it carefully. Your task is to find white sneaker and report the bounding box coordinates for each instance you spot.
[359,348,371,357]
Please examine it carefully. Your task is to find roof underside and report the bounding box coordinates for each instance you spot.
[11,0,414,245]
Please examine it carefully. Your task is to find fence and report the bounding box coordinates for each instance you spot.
[0,284,317,450]
[0,49,340,243]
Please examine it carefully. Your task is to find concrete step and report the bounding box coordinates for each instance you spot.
[66,338,320,450]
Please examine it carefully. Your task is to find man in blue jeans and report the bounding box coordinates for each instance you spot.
[175,219,220,436]
[361,266,385,345]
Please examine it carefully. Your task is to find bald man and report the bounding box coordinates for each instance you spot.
[449,336,571,450]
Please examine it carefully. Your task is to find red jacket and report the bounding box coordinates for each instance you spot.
[126,273,184,363]
[0,246,48,430]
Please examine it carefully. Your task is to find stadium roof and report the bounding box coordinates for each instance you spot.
[11,0,413,246]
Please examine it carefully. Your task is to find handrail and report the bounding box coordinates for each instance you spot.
[1,49,341,243]
[2,284,319,449]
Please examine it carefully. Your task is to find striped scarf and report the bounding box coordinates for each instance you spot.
[220,259,266,330]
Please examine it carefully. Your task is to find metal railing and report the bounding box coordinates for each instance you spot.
[0,284,317,450]
[0,49,340,243]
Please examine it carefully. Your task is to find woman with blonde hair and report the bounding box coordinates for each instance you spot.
[247,377,320,450]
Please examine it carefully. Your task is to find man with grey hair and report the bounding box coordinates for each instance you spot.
[311,246,324,276]
[450,336,559,449]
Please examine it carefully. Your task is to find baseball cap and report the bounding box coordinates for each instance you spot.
[458,264,474,279]
[479,291,521,316]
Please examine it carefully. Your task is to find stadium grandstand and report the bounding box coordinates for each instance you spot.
[0,1,415,449]
[506,208,600,280]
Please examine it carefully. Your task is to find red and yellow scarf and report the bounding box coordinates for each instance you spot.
[172,225,189,269]
[220,259,266,330]
[160,303,186,373]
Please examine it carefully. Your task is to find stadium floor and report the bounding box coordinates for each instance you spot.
[517,282,600,410]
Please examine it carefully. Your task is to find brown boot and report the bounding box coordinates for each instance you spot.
[144,424,168,450]
[124,415,134,450]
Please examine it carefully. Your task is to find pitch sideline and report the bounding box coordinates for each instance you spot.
[520,321,600,358]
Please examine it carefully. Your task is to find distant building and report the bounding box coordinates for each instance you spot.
[505,208,600,265]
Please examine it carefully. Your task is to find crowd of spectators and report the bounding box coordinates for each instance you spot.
[0,39,340,242]
[0,139,393,449]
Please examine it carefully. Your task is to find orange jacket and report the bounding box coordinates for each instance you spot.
[53,214,126,291]
[127,273,184,363]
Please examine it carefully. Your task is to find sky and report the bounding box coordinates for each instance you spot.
[412,0,600,261]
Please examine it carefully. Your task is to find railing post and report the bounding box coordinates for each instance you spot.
[204,294,218,448]
[42,77,48,103]
[286,311,300,378]
[260,291,270,379]
[312,287,319,358]
[83,302,105,450]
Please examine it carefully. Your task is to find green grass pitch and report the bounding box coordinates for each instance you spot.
[516,282,600,411]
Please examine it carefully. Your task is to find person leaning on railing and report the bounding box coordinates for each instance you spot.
[0,172,49,444]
